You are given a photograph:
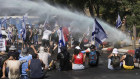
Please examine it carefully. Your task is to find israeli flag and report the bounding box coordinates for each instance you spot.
[22,14,28,41]
[0,21,2,38]
[1,16,7,29]
[58,27,66,53]
[8,30,12,41]
[116,14,122,28]
[92,19,107,45]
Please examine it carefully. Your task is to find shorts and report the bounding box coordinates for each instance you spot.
[24,38,31,46]
[123,65,134,70]
[72,64,85,70]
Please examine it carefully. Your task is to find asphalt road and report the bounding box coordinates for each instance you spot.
[46,53,140,79]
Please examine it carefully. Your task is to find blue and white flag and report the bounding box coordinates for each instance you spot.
[22,14,28,41]
[58,27,66,53]
[1,16,7,29]
[92,19,107,45]
[116,14,122,28]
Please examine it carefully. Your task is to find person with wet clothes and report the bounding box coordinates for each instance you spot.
[108,48,121,70]
[81,45,100,66]
[57,46,71,71]
[72,46,86,70]
[27,53,45,79]
[120,53,134,70]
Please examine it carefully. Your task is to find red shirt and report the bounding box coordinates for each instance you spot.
[74,53,84,64]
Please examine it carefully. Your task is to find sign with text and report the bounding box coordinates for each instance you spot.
[0,39,6,51]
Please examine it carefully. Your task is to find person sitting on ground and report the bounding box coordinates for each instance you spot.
[0,51,8,78]
[81,45,100,66]
[27,53,45,79]
[108,48,121,70]
[134,47,140,68]
[72,46,86,70]
[1,54,25,79]
[38,46,51,69]
[57,46,71,71]
[120,53,134,70]
[19,48,32,79]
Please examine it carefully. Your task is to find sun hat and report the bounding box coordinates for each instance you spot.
[21,48,28,57]
[9,45,16,51]
[112,48,118,54]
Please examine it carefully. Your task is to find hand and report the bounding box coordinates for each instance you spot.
[26,69,29,72]
[70,60,72,63]
[30,45,34,48]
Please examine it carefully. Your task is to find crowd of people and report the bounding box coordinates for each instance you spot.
[0,19,140,79]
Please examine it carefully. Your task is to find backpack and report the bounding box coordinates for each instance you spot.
[111,55,120,68]
[125,54,134,66]
[135,48,140,59]
[89,51,97,65]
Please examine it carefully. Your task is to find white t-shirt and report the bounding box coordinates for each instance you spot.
[42,30,52,40]
[38,51,51,67]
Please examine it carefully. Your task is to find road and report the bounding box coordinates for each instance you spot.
[46,53,140,79]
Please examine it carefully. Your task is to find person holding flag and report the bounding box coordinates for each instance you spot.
[92,18,107,47]
[57,27,66,53]
[41,25,56,48]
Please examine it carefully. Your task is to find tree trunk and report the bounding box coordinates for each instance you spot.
[133,24,136,49]
[88,0,94,17]
[96,4,100,17]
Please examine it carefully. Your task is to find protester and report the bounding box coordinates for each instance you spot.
[134,47,140,68]
[108,48,121,70]
[38,26,43,44]
[120,53,134,70]
[42,28,55,48]
[0,51,9,78]
[72,46,86,70]
[1,54,25,79]
[12,25,17,43]
[27,53,45,79]
[8,45,19,60]
[19,48,32,79]
[33,28,38,45]
[57,46,71,71]
[88,45,99,66]
[1,27,8,40]
[38,46,51,69]
[24,26,32,48]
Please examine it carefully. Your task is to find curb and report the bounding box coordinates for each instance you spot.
[102,48,135,55]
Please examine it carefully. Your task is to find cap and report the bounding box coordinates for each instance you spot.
[22,48,28,53]
[75,46,81,50]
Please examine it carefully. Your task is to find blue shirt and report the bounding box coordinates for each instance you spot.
[19,54,32,75]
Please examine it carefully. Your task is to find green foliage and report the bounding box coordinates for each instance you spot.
[44,0,140,32]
